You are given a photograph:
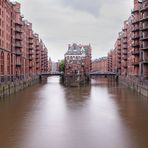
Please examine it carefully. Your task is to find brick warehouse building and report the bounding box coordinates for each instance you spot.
[0,1,48,83]
[92,57,108,73]
[97,0,148,82]
[140,0,148,78]
[64,43,92,76]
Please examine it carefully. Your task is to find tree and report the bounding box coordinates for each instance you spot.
[59,60,65,72]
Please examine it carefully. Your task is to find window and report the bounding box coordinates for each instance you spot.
[0,51,4,75]
[7,53,10,75]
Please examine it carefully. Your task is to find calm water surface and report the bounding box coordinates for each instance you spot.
[0,76,148,148]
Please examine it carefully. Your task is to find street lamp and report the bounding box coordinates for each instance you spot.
[81,62,85,76]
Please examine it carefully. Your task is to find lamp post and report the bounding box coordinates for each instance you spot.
[81,62,84,76]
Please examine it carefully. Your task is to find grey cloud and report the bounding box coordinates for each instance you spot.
[13,0,133,61]
[61,0,132,17]
[61,0,101,17]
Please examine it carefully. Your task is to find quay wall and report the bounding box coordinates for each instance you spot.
[119,76,148,98]
[0,76,40,98]
[64,75,90,87]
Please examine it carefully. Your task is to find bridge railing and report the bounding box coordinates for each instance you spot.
[41,72,63,76]
[89,71,118,75]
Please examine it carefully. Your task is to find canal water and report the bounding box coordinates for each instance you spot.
[0,76,148,148]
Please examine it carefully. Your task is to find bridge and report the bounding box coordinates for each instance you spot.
[40,71,118,80]
[40,71,118,77]
[40,72,64,76]
[89,71,118,77]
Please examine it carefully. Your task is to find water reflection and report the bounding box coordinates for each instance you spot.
[107,80,148,148]
[0,77,148,148]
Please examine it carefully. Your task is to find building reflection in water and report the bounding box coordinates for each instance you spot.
[0,76,148,148]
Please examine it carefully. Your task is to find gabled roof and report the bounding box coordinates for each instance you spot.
[65,43,91,56]
[65,43,82,55]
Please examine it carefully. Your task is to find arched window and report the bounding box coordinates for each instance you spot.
[0,51,4,75]
[7,53,10,75]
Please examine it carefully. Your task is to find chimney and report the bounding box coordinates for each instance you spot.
[133,0,142,11]
[68,44,71,50]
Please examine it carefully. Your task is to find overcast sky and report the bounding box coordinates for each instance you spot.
[13,0,133,61]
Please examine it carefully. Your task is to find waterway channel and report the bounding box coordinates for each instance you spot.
[0,76,148,148]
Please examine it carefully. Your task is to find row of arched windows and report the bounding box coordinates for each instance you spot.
[7,53,10,75]
[66,56,82,60]
[0,51,11,75]
[0,51,4,75]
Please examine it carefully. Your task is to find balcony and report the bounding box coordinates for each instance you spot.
[29,56,33,61]
[132,27,139,32]
[36,48,40,51]
[15,21,23,26]
[15,34,22,40]
[36,60,40,63]
[132,60,139,66]
[140,25,148,31]
[131,8,139,14]
[118,56,121,60]
[132,35,140,40]
[29,63,34,68]
[29,40,34,45]
[123,28,127,31]
[36,55,40,59]
[141,46,148,50]
[117,47,121,51]
[36,65,40,69]
[140,15,148,22]
[118,57,121,61]
[29,51,34,55]
[132,42,140,47]
[123,34,127,38]
[36,51,40,55]
[123,39,127,44]
[131,49,140,55]
[140,36,148,41]
[123,45,127,49]
[117,65,121,69]
[123,56,127,60]
[140,3,148,12]
[15,27,22,33]
[16,63,21,67]
[117,51,121,55]
[123,62,127,68]
[29,45,33,50]
[142,59,148,64]
[36,59,40,63]
[15,42,22,48]
[16,50,22,56]
[132,19,139,24]
[29,36,33,39]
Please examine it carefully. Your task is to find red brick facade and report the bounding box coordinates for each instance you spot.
[64,43,92,76]
[48,58,52,73]
[0,1,48,82]
[92,57,108,73]
[96,0,148,80]
[140,0,148,77]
